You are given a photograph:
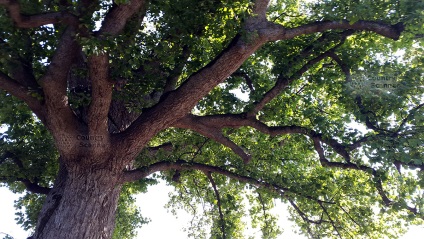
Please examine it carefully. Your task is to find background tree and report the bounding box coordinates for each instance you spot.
[0,0,423,238]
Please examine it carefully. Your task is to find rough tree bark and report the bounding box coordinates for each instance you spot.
[32,158,123,239]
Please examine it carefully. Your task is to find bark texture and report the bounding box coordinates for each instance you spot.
[32,159,123,239]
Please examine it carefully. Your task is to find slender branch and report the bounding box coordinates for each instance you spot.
[20,178,52,195]
[264,20,404,41]
[328,51,351,81]
[0,0,78,28]
[346,136,370,151]
[121,160,288,189]
[396,103,424,135]
[121,160,336,208]
[176,113,423,218]
[0,176,51,194]
[175,116,251,163]
[206,172,226,239]
[250,49,334,115]
[163,46,191,94]
[251,31,353,115]
[337,205,362,230]
[288,199,317,238]
[318,201,343,239]
[288,199,328,225]
[312,138,422,218]
[0,71,45,121]
[146,142,173,155]
[232,71,255,92]
[0,152,51,194]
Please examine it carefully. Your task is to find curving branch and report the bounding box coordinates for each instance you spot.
[0,71,45,121]
[251,31,354,115]
[0,176,52,194]
[98,0,148,36]
[120,160,288,189]
[162,46,191,94]
[232,71,255,92]
[206,172,227,239]
[38,27,82,144]
[0,0,78,28]
[19,178,52,195]
[113,32,265,159]
[312,138,422,219]
[0,151,51,194]
[112,11,404,162]
[264,20,404,41]
[288,199,316,238]
[175,115,251,163]
[174,114,354,162]
[318,201,343,239]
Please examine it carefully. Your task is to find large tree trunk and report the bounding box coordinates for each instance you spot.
[32,157,123,239]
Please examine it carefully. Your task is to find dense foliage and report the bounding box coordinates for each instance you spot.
[0,0,423,238]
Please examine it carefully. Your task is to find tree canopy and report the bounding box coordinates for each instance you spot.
[0,0,423,238]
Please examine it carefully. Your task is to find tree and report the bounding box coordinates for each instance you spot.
[0,0,423,238]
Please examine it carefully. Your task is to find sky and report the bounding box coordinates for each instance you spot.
[1,182,423,239]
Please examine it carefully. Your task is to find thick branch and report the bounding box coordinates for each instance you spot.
[252,0,270,18]
[87,54,113,137]
[99,0,148,36]
[0,0,78,28]
[113,17,404,160]
[39,27,82,140]
[20,178,51,194]
[113,33,266,157]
